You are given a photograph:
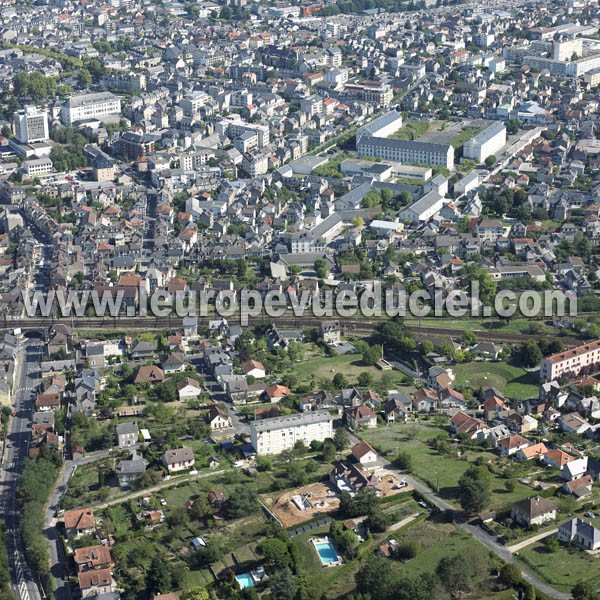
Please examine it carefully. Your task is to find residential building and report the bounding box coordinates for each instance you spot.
[462,122,506,162]
[61,92,121,125]
[540,340,600,382]
[115,422,139,448]
[162,447,195,472]
[557,518,600,551]
[250,410,334,455]
[13,106,49,143]
[511,496,556,527]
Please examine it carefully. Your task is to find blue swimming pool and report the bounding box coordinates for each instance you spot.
[235,573,255,589]
[315,541,340,565]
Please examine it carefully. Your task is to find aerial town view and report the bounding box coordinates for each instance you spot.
[1,0,600,598]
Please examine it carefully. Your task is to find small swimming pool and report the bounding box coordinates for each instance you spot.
[235,573,255,589]
[314,541,340,565]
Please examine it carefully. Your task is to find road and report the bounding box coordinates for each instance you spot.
[0,338,44,600]
[349,432,570,600]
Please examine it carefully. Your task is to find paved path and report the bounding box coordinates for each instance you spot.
[507,529,558,553]
[387,513,421,532]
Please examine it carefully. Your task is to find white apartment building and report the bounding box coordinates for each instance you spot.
[357,135,454,169]
[356,111,403,142]
[540,339,600,382]
[61,92,121,125]
[463,121,506,162]
[13,106,49,144]
[23,157,52,176]
[217,118,270,148]
[251,410,335,455]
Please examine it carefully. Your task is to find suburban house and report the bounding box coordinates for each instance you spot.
[134,365,164,385]
[162,447,195,473]
[265,384,292,403]
[557,518,600,551]
[511,496,556,527]
[516,442,548,461]
[382,395,412,422]
[330,460,382,496]
[559,412,591,435]
[35,392,61,412]
[116,452,148,487]
[177,377,202,400]
[351,440,378,465]
[346,405,377,430]
[319,320,341,344]
[78,568,115,599]
[206,405,233,430]
[115,422,139,448]
[241,360,266,379]
[563,475,593,497]
[64,508,95,538]
[74,545,112,573]
[451,412,486,439]
[498,434,531,457]
[560,456,588,481]
[543,449,575,469]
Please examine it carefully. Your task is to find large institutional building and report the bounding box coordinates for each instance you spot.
[463,121,506,162]
[61,92,121,125]
[13,106,49,144]
[540,339,600,382]
[357,136,454,169]
[250,410,335,455]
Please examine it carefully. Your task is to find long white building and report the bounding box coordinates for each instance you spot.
[357,135,454,169]
[61,92,121,125]
[540,339,600,382]
[250,410,335,455]
[463,121,506,162]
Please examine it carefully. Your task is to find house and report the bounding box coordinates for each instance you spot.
[560,456,588,481]
[482,394,508,420]
[74,545,112,573]
[78,568,114,599]
[206,405,232,430]
[64,508,95,538]
[351,440,378,465]
[516,442,548,461]
[130,341,155,359]
[320,320,341,344]
[346,405,377,429]
[330,460,382,496]
[558,518,600,550]
[134,365,164,385]
[208,490,225,506]
[412,388,438,413]
[450,412,486,438]
[115,422,139,448]
[177,377,202,400]
[473,342,502,360]
[506,413,538,435]
[241,360,266,379]
[382,395,412,422]
[543,449,575,469]
[162,447,195,473]
[116,452,147,487]
[562,475,593,498]
[511,496,556,527]
[498,434,531,457]
[559,412,591,435]
[265,384,292,403]
[35,392,61,412]
[162,352,186,374]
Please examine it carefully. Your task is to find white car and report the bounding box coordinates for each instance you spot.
[160,498,167,506]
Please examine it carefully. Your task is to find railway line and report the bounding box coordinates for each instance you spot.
[1,314,583,346]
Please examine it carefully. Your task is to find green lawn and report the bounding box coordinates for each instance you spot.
[291,353,414,389]
[361,422,535,510]
[453,361,539,399]
[518,540,600,593]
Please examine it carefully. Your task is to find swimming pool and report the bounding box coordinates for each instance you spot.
[314,540,340,565]
[235,573,255,589]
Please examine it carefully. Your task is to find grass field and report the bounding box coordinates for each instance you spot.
[518,540,600,593]
[291,353,415,389]
[362,422,535,510]
[453,361,539,399]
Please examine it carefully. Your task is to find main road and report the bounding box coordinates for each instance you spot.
[1,338,44,600]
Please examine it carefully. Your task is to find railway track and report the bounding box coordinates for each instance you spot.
[1,315,583,346]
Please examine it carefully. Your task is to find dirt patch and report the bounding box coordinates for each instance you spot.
[265,482,340,528]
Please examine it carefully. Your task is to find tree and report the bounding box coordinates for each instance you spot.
[227,485,258,518]
[77,68,92,89]
[457,465,491,514]
[498,563,521,588]
[268,567,298,600]
[394,451,413,472]
[322,439,337,462]
[504,478,516,493]
[333,428,349,451]
[256,538,291,570]
[355,555,398,600]
[333,373,348,389]
[314,258,328,279]
[512,340,542,368]
[572,581,600,600]
[362,345,382,366]
[485,155,496,168]
[544,535,559,553]
[358,372,375,387]
[436,548,486,598]
[367,510,389,533]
